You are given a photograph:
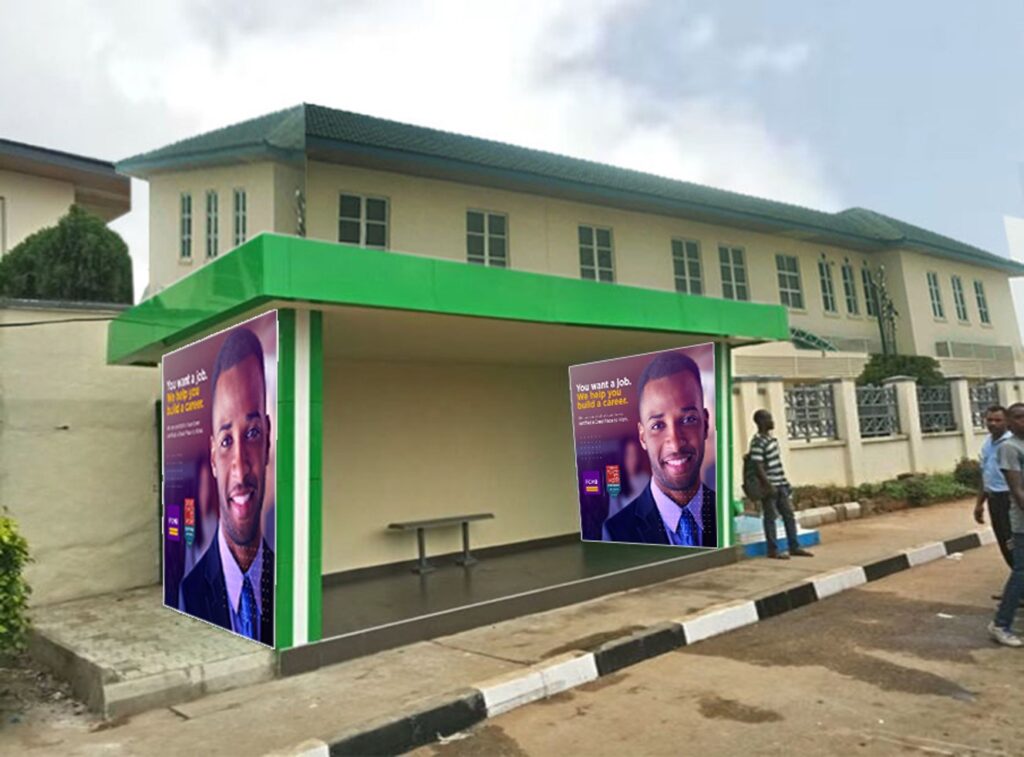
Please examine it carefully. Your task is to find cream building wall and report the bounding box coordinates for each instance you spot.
[321,358,577,573]
[0,169,75,253]
[147,162,286,292]
[0,304,159,605]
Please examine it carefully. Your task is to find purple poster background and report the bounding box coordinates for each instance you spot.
[162,311,278,645]
[569,343,716,544]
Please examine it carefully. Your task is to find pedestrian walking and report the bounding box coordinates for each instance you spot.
[749,410,813,560]
[989,402,1024,647]
[974,405,1013,586]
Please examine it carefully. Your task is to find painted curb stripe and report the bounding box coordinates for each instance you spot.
[903,542,947,567]
[330,691,487,756]
[323,529,995,755]
[863,554,911,582]
[680,601,759,644]
[946,532,985,552]
[593,622,686,676]
[812,567,867,600]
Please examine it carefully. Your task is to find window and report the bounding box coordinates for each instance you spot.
[233,189,247,246]
[205,190,219,259]
[927,271,945,318]
[466,210,508,267]
[338,193,388,248]
[951,275,969,321]
[840,261,859,315]
[180,193,192,260]
[775,254,804,309]
[818,257,837,313]
[861,267,879,317]
[719,245,749,300]
[671,238,703,294]
[578,225,614,282]
[0,196,6,255]
[974,280,991,325]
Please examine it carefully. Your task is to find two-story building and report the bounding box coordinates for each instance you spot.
[120,104,1024,382]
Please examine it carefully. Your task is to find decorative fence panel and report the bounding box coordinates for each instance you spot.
[917,384,957,433]
[785,383,838,441]
[969,382,998,429]
[856,384,900,438]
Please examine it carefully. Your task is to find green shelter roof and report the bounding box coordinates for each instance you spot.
[117,104,1024,275]
[107,234,789,365]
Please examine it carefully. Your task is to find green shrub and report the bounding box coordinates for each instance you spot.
[954,457,982,490]
[0,513,31,657]
[857,354,945,386]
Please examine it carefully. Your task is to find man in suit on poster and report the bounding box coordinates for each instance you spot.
[603,351,717,547]
[180,327,275,645]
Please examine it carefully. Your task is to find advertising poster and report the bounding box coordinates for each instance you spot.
[162,312,278,646]
[569,343,717,548]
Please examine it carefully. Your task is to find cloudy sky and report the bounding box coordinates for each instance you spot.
[3,0,1024,309]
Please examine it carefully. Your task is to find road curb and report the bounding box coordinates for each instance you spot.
[283,527,990,756]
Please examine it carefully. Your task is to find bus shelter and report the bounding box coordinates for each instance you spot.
[108,233,788,673]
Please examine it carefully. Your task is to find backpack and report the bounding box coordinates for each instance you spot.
[742,439,770,501]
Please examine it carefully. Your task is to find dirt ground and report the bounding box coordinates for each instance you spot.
[0,654,99,745]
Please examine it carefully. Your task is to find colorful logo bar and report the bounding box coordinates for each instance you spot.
[166,503,181,541]
[582,470,602,496]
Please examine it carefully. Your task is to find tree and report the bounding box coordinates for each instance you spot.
[857,353,945,386]
[0,205,132,304]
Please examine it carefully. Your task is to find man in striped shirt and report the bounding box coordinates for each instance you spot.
[750,410,813,560]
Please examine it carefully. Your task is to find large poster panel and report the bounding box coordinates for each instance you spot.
[569,344,717,547]
[162,312,278,646]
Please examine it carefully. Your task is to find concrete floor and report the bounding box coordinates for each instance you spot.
[415,546,1024,757]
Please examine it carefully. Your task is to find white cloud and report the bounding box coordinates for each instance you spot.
[1,1,839,301]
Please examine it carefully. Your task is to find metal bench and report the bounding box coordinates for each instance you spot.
[388,513,494,574]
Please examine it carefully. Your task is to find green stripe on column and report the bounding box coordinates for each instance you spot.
[722,343,733,546]
[715,342,724,548]
[276,309,296,649]
[308,310,323,642]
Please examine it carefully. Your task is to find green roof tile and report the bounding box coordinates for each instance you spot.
[117,103,1024,275]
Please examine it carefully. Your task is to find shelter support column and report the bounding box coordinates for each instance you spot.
[715,342,733,547]
[275,308,324,650]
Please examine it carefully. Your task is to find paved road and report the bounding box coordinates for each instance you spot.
[416,545,1024,757]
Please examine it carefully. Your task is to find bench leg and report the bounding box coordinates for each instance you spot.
[412,528,434,574]
[455,521,478,567]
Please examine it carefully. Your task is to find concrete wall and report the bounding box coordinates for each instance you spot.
[0,169,74,253]
[0,304,159,605]
[321,358,578,573]
[860,437,913,482]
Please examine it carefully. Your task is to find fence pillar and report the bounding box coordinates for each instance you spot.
[826,377,861,486]
[884,375,922,473]
[947,376,972,458]
[761,376,791,460]
[993,377,1022,409]
[731,377,763,494]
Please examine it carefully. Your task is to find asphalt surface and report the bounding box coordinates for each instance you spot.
[414,544,1024,757]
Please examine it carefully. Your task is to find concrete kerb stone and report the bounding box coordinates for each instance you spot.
[288,525,997,756]
[977,528,998,547]
[796,501,862,529]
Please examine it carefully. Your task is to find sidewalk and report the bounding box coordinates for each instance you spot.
[1,499,994,756]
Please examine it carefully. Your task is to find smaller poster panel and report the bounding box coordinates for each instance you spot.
[569,343,718,547]
[162,311,278,646]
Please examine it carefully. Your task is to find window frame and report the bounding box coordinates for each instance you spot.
[179,192,192,261]
[466,209,509,267]
[840,261,859,315]
[232,188,247,247]
[818,256,837,314]
[861,267,879,318]
[718,244,749,301]
[775,253,804,310]
[338,192,390,249]
[926,271,945,319]
[951,275,969,322]
[974,280,991,325]
[671,237,704,295]
[205,190,219,259]
[578,224,615,283]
